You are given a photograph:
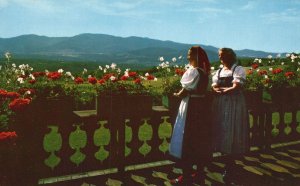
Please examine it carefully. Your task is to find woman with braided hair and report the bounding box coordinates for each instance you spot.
[169,46,212,185]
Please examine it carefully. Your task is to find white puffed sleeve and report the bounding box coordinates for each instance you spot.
[180,67,200,91]
[232,66,246,84]
[211,69,220,87]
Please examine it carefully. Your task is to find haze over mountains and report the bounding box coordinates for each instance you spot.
[0,33,278,66]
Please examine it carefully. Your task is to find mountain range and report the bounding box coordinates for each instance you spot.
[0,33,278,66]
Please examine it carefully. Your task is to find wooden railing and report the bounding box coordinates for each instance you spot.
[7,91,300,185]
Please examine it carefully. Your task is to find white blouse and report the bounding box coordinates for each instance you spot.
[180,66,200,91]
[211,64,246,87]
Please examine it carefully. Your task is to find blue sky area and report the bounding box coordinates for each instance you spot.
[0,0,299,53]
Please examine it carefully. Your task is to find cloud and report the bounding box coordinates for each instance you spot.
[241,1,256,10]
[261,8,300,24]
[0,0,8,8]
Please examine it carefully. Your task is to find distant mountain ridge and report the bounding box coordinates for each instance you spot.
[0,33,278,65]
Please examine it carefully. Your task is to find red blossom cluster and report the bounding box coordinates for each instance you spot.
[258,70,268,76]
[8,98,31,112]
[32,72,46,78]
[146,75,155,80]
[88,77,98,84]
[0,131,17,142]
[74,77,84,84]
[284,71,295,79]
[272,68,283,74]
[47,72,62,80]
[175,68,185,76]
[251,63,259,69]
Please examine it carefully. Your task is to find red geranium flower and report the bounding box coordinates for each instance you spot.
[0,89,8,98]
[0,131,17,142]
[258,70,268,76]
[47,72,62,80]
[32,72,46,78]
[6,92,20,99]
[120,75,128,81]
[175,69,185,76]
[147,75,155,80]
[272,68,283,74]
[29,79,36,84]
[251,63,259,69]
[75,77,84,84]
[9,98,31,112]
[284,71,295,79]
[103,73,115,80]
[128,72,137,78]
[134,78,141,84]
[98,79,106,84]
[88,77,97,84]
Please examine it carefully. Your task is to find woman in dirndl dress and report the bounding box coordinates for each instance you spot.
[169,46,212,185]
[212,48,249,183]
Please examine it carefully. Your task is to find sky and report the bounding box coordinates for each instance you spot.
[0,0,299,53]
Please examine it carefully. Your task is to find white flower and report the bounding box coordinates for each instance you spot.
[110,76,116,81]
[105,65,110,69]
[267,55,272,59]
[117,68,121,74]
[65,71,72,77]
[178,55,183,60]
[210,67,215,70]
[258,59,262,63]
[103,68,107,73]
[145,73,149,77]
[17,77,24,84]
[111,63,117,69]
[286,53,291,58]
[154,78,158,81]
[29,74,35,80]
[172,57,177,62]
[71,76,75,80]
[166,61,169,65]
[12,63,16,68]
[291,54,297,60]
[0,65,2,70]
[4,52,11,60]
[276,53,281,58]
[175,65,179,68]
[219,64,224,68]
[19,64,26,69]
[297,68,300,71]
[124,71,129,77]
[159,56,164,62]
[167,68,171,72]
[99,66,103,70]
[83,68,87,74]
[88,75,92,78]
[25,90,31,95]
[269,67,273,71]
[58,69,64,73]
[281,62,284,65]
[45,70,49,75]
[254,58,259,62]
[264,75,268,79]
[256,69,260,72]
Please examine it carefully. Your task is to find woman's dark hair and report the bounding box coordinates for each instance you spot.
[189,46,211,75]
[219,48,237,65]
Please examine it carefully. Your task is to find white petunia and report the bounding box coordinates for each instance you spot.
[17,77,24,84]
[258,59,262,63]
[211,67,215,70]
[269,67,273,71]
[286,53,291,58]
[264,75,268,79]
[154,78,158,81]
[83,68,87,74]
[105,65,110,69]
[25,90,31,95]
[145,73,149,77]
[99,66,103,70]
[58,69,64,73]
[159,56,164,62]
[172,57,177,62]
[110,76,116,81]
[12,63,16,68]
[66,71,72,77]
[111,63,117,69]
[281,62,284,65]
[219,64,224,68]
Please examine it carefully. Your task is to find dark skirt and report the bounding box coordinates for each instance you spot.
[180,96,212,164]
